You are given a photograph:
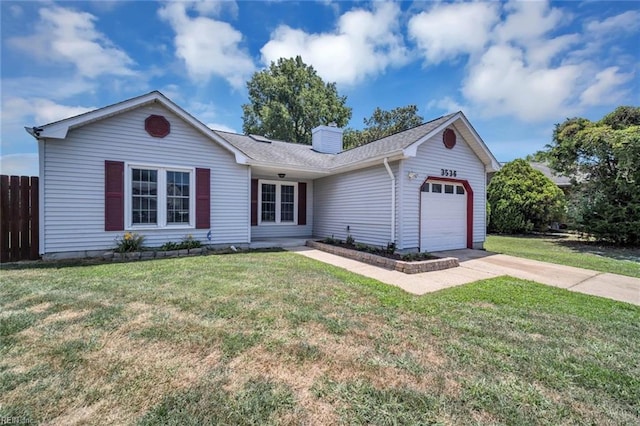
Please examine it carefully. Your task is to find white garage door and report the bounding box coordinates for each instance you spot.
[420,181,467,252]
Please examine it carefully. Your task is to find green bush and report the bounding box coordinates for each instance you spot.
[544,107,640,245]
[114,232,145,253]
[159,235,202,251]
[488,159,565,234]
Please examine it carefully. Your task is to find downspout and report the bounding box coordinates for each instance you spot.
[383,158,396,245]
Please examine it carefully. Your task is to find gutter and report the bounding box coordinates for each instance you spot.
[383,158,396,245]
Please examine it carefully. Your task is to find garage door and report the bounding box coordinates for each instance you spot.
[420,181,467,252]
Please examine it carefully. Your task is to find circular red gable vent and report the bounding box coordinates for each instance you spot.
[443,128,456,149]
[145,115,170,138]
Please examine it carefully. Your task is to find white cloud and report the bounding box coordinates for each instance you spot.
[427,97,466,114]
[1,77,96,103]
[189,0,239,18]
[2,97,94,126]
[208,123,236,133]
[420,0,635,122]
[525,34,580,67]
[185,100,235,133]
[408,2,499,64]
[9,4,23,17]
[8,5,136,78]
[580,67,634,106]
[462,44,582,122]
[585,10,640,35]
[261,2,408,85]
[0,154,39,177]
[158,2,255,88]
[494,1,567,45]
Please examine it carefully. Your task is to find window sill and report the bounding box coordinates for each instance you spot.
[127,225,195,231]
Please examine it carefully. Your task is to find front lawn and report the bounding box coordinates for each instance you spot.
[1,253,639,425]
[485,234,640,278]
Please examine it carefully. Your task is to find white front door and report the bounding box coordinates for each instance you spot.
[420,181,467,252]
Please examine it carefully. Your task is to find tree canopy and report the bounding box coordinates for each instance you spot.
[544,106,640,245]
[343,105,423,149]
[487,159,566,234]
[241,56,352,145]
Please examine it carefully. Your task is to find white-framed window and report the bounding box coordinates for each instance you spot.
[258,180,297,225]
[126,163,195,229]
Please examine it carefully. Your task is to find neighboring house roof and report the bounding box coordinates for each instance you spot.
[529,162,572,187]
[26,90,500,175]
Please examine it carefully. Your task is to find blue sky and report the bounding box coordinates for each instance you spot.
[1,0,639,176]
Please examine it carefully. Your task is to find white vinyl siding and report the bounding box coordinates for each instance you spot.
[313,163,397,248]
[400,128,486,251]
[42,104,249,254]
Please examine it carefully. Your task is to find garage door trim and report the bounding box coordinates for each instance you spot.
[419,176,474,250]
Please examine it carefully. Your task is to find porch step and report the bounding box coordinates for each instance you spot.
[249,238,311,249]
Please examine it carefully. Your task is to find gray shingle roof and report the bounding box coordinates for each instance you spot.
[213,112,457,171]
[529,162,572,187]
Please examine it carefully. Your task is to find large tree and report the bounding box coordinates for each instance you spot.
[343,105,423,149]
[488,159,566,234]
[242,56,352,144]
[544,106,640,245]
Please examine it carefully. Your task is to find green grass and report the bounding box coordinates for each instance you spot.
[1,252,639,425]
[485,234,640,278]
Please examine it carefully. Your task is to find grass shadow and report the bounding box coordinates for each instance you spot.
[552,239,640,262]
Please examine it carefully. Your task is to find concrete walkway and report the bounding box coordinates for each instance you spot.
[288,247,640,306]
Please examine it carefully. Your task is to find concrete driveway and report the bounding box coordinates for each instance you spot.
[289,247,640,306]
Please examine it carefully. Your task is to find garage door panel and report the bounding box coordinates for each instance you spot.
[420,184,467,252]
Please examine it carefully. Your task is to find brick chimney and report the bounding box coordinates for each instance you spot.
[312,123,343,154]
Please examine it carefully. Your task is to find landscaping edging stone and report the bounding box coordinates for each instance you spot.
[106,247,211,261]
[306,240,459,274]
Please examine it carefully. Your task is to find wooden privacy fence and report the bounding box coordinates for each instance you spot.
[0,175,39,262]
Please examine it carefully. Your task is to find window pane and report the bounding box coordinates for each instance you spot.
[432,183,442,193]
[167,171,190,224]
[444,184,454,194]
[261,184,276,222]
[281,185,294,222]
[132,168,158,224]
[456,186,465,195]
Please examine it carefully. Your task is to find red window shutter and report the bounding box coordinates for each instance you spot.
[195,168,210,229]
[105,160,124,231]
[251,179,258,226]
[298,182,307,226]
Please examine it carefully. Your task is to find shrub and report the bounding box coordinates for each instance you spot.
[323,236,341,245]
[544,108,640,245]
[488,159,566,234]
[160,235,202,251]
[345,234,355,246]
[181,234,202,249]
[115,232,144,253]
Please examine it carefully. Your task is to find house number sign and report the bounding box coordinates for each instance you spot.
[441,169,457,177]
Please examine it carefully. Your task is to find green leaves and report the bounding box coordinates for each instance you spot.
[488,159,566,234]
[545,106,640,245]
[241,56,352,144]
[343,104,423,149]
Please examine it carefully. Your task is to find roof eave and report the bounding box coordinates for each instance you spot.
[402,112,462,158]
[329,151,407,174]
[246,159,331,176]
[26,91,249,165]
[402,111,501,172]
